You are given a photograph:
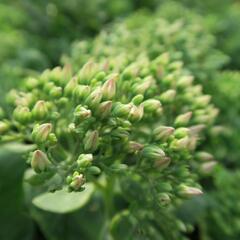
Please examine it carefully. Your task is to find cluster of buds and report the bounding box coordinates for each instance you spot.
[0,14,218,210]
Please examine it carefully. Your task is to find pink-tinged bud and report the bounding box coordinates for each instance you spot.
[78,61,98,84]
[69,173,85,191]
[74,105,91,121]
[83,130,99,152]
[154,156,171,169]
[132,76,154,94]
[85,87,102,108]
[98,101,112,119]
[128,141,144,153]
[196,152,214,161]
[31,150,51,173]
[64,77,78,96]
[102,74,117,100]
[155,52,170,65]
[200,161,217,174]
[179,185,203,197]
[32,100,48,120]
[174,112,192,126]
[153,126,174,141]
[160,89,176,103]
[128,104,144,122]
[32,123,52,143]
[189,124,205,136]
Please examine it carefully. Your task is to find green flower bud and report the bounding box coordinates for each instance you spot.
[87,166,101,175]
[169,61,183,70]
[83,130,99,152]
[177,75,194,88]
[131,94,144,105]
[153,126,174,141]
[32,100,48,120]
[158,193,171,206]
[64,77,78,96]
[174,128,189,139]
[142,145,165,160]
[78,61,98,84]
[13,106,31,123]
[113,103,132,117]
[0,121,10,134]
[142,99,162,113]
[73,85,91,101]
[179,184,203,197]
[48,133,58,146]
[74,105,91,121]
[32,123,52,143]
[31,150,51,173]
[49,86,62,98]
[102,74,117,100]
[174,112,192,127]
[170,137,189,150]
[154,156,171,169]
[97,101,112,119]
[132,76,153,94]
[111,127,129,141]
[128,104,144,122]
[160,89,176,103]
[194,95,211,108]
[85,87,102,108]
[195,152,214,162]
[155,52,170,65]
[25,77,39,90]
[77,154,93,168]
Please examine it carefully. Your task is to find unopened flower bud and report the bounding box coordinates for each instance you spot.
[196,152,214,162]
[128,104,144,122]
[85,87,102,108]
[97,101,112,119]
[179,185,203,197]
[177,76,194,88]
[160,89,176,103]
[131,94,144,105]
[74,105,91,121]
[73,85,90,101]
[170,137,189,150]
[31,150,51,173]
[102,74,117,100]
[83,130,99,152]
[69,172,85,191]
[142,145,165,160]
[32,123,52,143]
[158,193,171,206]
[200,161,217,174]
[194,95,211,108]
[142,99,162,113]
[88,166,101,175]
[153,126,174,141]
[48,133,58,146]
[127,141,144,153]
[32,100,48,120]
[113,103,132,117]
[132,76,153,94]
[78,61,98,84]
[0,121,10,134]
[174,112,192,126]
[77,154,93,168]
[169,61,183,70]
[13,106,31,123]
[64,77,78,96]
[154,156,171,169]
[174,128,189,139]
[49,86,62,98]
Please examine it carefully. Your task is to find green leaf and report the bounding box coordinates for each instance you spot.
[32,183,94,213]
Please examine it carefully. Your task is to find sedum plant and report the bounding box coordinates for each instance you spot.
[0,11,220,240]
